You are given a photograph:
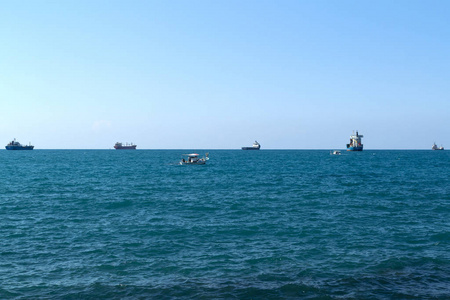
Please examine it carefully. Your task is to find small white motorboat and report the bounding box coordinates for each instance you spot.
[180,153,209,165]
[330,150,342,155]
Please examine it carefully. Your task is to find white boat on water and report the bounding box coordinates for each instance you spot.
[432,143,444,150]
[180,153,209,165]
[330,150,341,155]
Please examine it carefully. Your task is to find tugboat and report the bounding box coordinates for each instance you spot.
[5,138,34,150]
[242,141,261,150]
[432,143,444,150]
[114,142,137,150]
[180,153,209,165]
[346,131,363,151]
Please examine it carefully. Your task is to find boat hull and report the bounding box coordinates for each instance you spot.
[5,146,34,150]
[180,161,206,165]
[347,146,363,151]
[114,146,137,150]
[241,147,260,150]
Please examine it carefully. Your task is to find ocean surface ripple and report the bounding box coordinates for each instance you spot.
[0,150,449,299]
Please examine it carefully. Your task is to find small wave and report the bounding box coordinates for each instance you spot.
[106,200,133,209]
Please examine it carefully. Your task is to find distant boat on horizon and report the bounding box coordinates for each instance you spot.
[346,131,363,151]
[114,142,136,150]
[242,141,261,150]
[432,143,444,150]
[5,138,34,150]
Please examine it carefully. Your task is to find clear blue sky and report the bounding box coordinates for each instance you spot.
[1,0,449,149]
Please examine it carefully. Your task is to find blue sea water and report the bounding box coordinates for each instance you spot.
[0,150,449,299]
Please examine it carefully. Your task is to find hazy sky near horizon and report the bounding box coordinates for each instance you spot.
[1,0,449,149]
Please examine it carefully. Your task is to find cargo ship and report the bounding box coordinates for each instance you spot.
[242,141,261,150]
[346,131,363,151]
[114,142,137,150]
[432,143,444,150]
[5,139,34,150]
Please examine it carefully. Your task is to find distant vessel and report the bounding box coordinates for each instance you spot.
[180,153,209,165]
[242,141,261,150]
[5,138,34,150]
[432,143,444,150]
[114,142,136,150]
[346,131,363,151]
[330,150,342,155]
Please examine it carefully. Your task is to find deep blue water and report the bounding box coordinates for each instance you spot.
[0,150,449,299]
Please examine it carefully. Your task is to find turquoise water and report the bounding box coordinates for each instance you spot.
[0,150,449,299]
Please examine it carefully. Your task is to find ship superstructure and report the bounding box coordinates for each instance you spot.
[346,131,363,151]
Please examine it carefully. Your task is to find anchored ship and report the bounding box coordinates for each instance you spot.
[114,142,137,150]
[242,141,261,150]
[346,131,363,151]
[432,143,444,150]
[5,138,34,150]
